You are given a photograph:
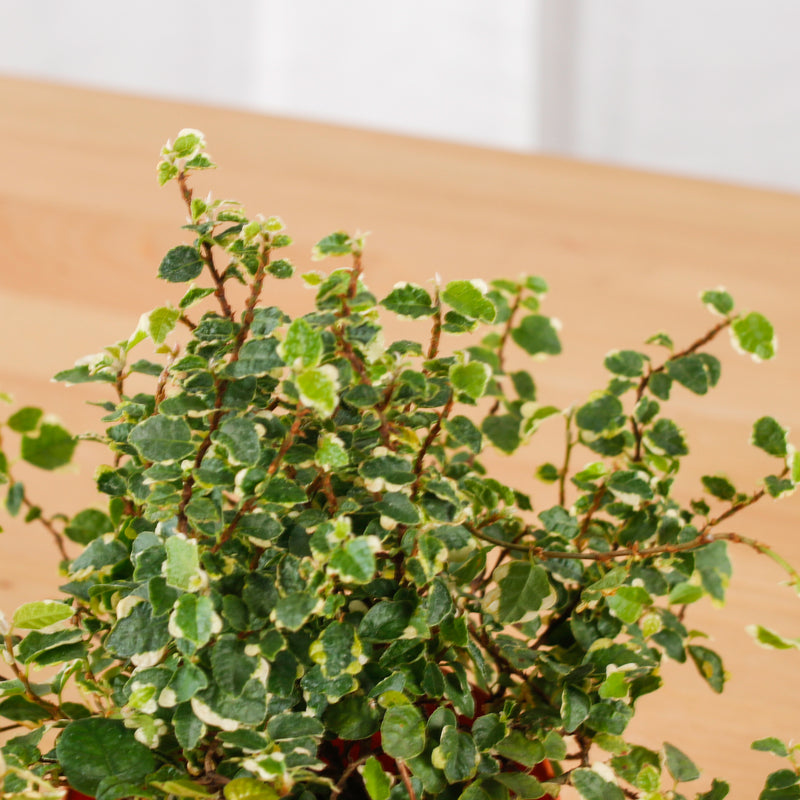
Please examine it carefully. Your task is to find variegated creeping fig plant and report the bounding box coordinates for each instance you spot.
[1,131,799,800]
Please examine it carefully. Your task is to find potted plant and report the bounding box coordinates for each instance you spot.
[1,130,799,800]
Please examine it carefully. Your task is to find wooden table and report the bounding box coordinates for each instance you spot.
[1,76,799,797]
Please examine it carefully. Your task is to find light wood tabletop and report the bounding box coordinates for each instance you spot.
[1,76,799,797]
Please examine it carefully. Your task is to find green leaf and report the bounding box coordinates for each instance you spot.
[274,592,318,631]
[0,695,52,722]
[179,286,214,309]
[576,393,624,434]
[607,586,650,624]
[12,600,73,630]
[752,738,790,758]
[663,741,700,783]
[5,481,23,516]
[312,231,352,259]
[446,415,483,453]
[106,601,170,659]
[494,730,544,768]
[266,712,324,740]
[732,311,776,361]
[142,306,181,344]
[173,703,205,750]
[129,416,194,462]
[647,371,671,401]
[64,508,114,545]
[701,289,734,316]
[263,476,306,505]
[485,561,553,624]
[16,628,82,664]
[7,406,43,433]
[375,492,420,524]
[329,538,377,584]
[511,370,536,401]
[358,600,413,642]
[168,662,209,704]
[268,258,294,279]
[214,417,261,466]
[310,621,364,679]
[193,680,267,728]
[360,454,416,487]
[607,470,654,504]
[666,354,711,395]
[450,361,491,400]
[645,418,688,457]
[571,767,625,800]
[165,535,201,591]
[316,432,349,470]
[381,704,425,759]
[698,779,730,800]
[172,130,203,156]
[688,644,726,692]
[598,670,629,699]
[381,283,436,318]
[604,350,646,377]
[434,726,478,783]
[226,338,284,377]
[296,365,340,417]
[701,475,737,501]
[324,693,380,739]
[495,772,545,799]
[470,714,505,750]
[158,161,179,185]
[56,718,155,796]
[279,318,323,367]
[760,772,800,799]
[21,422,76,469]
[170,594,218,650]
[511,314,561,356]
[752,416,788,457]
[668,582,704,605]
[482,414,521,454]
[765,475,795,499]
[747,624,800,651]
[561,685,591,733]
[150,779,214,799]
[224,778,279,800]
[159,245,204,283]
[442,280,496,322]
[362,756,392,800]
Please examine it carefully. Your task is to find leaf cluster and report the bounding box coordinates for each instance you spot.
[1,131,798,800]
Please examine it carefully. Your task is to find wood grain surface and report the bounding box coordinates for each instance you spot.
[1,76,798,797]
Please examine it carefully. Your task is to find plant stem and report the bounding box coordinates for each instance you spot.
[176,172,234,320]
[466,520,798,586]
[3,634,64,719]
[558,409,575,507]
[577,483,607,546]
[488,287,523,416]
[267,408,309,477]
[21,493,69,562]
[427,289,442,362]
[632,317,734,461]
[153,345,180,411]
[411,392,454,498]
[330,754,369,800]
[396,759,417,800]
[637,316,734,400]
[177,252,271,534]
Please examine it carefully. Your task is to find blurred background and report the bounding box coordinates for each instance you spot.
[2,0,799,193]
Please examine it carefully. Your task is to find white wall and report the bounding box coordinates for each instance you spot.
[2,1,800,193]
[0,0,540,152]
[562,0,800,192]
